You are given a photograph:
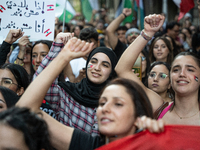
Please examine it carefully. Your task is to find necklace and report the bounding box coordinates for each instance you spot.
[174,108,199,119]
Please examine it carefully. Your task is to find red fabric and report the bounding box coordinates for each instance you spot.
[96,125,200,150]
[135,0,139,7]
[178,0,194,21]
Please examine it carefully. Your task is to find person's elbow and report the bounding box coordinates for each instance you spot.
[106,26,114,35]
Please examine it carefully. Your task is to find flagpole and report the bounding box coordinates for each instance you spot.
[138,1,141,30]
[162,0,167,23]
[62,0,67,32]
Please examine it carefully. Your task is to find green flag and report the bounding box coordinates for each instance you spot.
[122,0,133,25]
[115,0,134,25]
[56,0,76,23]
[81,0,99,22]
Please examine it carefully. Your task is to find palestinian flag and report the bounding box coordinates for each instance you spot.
[134,0,144,30]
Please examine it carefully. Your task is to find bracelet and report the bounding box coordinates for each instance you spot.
[14,60,24,66]
[140,30,152,41]
[122,13,127,18]
[17,56,24,61]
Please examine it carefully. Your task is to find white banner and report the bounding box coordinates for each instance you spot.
[0,0,56,43]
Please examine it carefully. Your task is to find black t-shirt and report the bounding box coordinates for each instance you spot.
[69,129,103,150]
[113,39,127,62]
[40,100,56,118]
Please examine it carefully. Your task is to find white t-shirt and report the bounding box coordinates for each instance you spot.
[65,57,86,81]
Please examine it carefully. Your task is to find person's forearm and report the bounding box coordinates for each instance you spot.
[45,109,74,150]
[17,36,93,111]
[106,14,126,49]
[15,46,25,65]
[17,41,66,110]
[17,51,70,111]
[0,41,11,65]
[29,42,64,111]
[115,35,148,76]
[33,42,64,79]
[89,12,95,24]
[106,14,125,33]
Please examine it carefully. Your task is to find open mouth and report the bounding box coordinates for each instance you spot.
[156,53,163,56]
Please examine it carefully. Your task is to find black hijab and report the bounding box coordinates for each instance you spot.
[58,47,117,108]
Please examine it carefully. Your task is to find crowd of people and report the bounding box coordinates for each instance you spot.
[0,1,200,149]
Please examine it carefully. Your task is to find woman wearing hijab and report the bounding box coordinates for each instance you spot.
[17,37,164,150]
[33,33,117,136]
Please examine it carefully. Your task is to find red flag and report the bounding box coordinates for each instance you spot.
[178,0,194,21]
[0,5,6,13]
[47,4,54,11]
[96,125,200,150]
[44,29,52,37]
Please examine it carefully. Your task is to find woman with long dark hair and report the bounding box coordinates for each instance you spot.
[0,63,30,96]
[116,14,200,125]
[16,37,164,149]
[149,36,173,65]
[31,34,118,136]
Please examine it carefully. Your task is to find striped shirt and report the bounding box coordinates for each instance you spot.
[33,42,99,136]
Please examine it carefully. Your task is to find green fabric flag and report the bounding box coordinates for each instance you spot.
[81,0,93,22]
[81,0,99,22]
[122,0,133,25]
[56,0,76,23]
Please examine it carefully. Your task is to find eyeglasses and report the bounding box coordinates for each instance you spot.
[128,32,139,36]
[148,72,168,80]
[141,56,146,61]
[0,78,18,88]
